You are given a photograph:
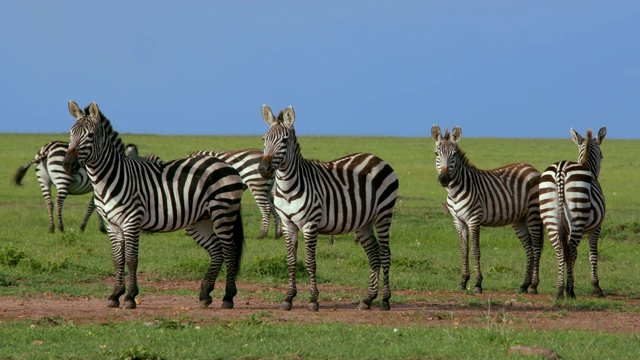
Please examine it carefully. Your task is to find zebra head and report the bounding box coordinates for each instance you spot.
[258,104,296,179]
[431,125,462,187]
[63,100,102,176]
[571,126,606,178]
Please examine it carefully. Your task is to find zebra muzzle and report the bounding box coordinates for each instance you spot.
[258,156,274,179]
[63,148,80,175]
[438,173,450,187]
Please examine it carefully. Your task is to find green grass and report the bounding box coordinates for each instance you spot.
[1,317,639,359]
[2,132,640,358]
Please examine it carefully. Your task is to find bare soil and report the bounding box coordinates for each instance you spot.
[2,275,639,334]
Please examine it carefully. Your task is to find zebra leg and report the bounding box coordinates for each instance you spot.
[98,214,107,233]
[186,220,224,308]
[281,225,299,311]
[269,191,283,239]
[512,222,534,294]
[80,197,96,232]
[45,193,55,233]
[566,231,583,299]
[122,227,142,309]
[220,211,243,309]
[356,226,381,311]
[377,220,392,311]
[454,220,471,291]
[548,229,566,299]
[529,222,544,295]
[469,225,483,293]
[302,227,320,311]
[255,194,271,239]
[588,231,605,297]
[107,226,127,308]
[55,191,68,232]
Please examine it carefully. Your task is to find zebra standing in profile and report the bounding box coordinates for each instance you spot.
[125,143,163,164]
[13,141,106,233]
[190,149,282,239]
[539,127,607,299]
[431,125,543,294]
[258,105,399,311]
[62,100,245,310]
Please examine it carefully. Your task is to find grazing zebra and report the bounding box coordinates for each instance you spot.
[190,149,283,239]
[539,127,607,299]
[62,100,245,310]
[431,125,543,294]
[125,143,163,164]
[13,141,106,233]
[258,105,399,311]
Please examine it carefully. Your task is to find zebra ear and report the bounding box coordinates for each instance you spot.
[570,128,583,145]
[262,104,276,126]
[597,126,607,144]
[282,106,295,128]
[451,126,462,141]
[430,125,442,142]
[68,100,84,120]
[88,102,101,123]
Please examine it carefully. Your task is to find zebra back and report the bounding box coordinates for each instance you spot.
[125,143,163,164]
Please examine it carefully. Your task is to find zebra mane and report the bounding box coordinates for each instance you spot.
[581,129,593,166]
[276,110,285,122]
[455,145,476,169]
[83,105,126,155]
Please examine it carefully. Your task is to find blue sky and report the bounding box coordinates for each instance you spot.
[2,1,638,138]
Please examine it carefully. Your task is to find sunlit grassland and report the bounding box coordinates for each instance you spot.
[1,132,639,359]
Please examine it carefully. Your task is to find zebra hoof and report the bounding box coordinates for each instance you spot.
[124,300,137,309]
[199,296,213,308]
[280,302,293,311]
[473,286,483,294]
[106,299,120,308]
[357,300,371,310]
[380,301,391,311]
[307,302,319,312]
[518,287,527,294]
[221,300,234,309]
[528,288,538,295]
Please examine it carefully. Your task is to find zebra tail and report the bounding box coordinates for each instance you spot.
[557,205,571,268]
[14,151,47,186]
[233,207,245,275]
[13,160,35,186]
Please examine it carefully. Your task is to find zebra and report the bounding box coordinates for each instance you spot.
[189,149,283,239]
[431,125,543,294]
[13,141,106,233]
[258,105,399,311]
[539,127,607,299]
[125,143,163,164]
[62,100,245,310]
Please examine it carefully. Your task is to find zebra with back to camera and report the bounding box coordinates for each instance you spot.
[539,127,607,299]
[431,125,543,294]
[258,105,399,312]
[62,100,245,310]
[189,149,282,239]
[13,141,106,233]
[125,143,163,164]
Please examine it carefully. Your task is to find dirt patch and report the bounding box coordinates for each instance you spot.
[2,276,640,334]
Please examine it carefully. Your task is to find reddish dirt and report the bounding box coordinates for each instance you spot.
[2,274,639,334]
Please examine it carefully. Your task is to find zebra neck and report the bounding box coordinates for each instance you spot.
[85,139,126,191]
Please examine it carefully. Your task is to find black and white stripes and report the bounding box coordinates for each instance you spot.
[258,105,399,311]
[13,141,106,233]
[539,127,607,299]
[431,125,543,294]
[190,149,282,239]
[62,100,245,309]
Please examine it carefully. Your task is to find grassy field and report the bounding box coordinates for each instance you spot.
[1,132,639,359]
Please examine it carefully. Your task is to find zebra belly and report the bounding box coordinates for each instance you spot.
[275,196,370,235]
